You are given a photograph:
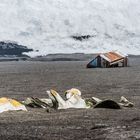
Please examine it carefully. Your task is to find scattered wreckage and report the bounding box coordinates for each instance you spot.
[23,88,134,110]
[0,88,134,113]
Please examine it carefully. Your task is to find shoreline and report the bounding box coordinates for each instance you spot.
[0,53,140,62]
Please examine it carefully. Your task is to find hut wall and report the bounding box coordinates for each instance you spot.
[124,57,128,67]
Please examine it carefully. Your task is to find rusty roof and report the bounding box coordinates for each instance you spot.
[100,51,127,62]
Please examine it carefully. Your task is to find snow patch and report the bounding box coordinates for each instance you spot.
[0,0,140,56]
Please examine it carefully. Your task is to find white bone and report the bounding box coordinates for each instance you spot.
[48,90,89,109]
[92,97,102,104]
[65,88,81,99]
[120,96,129,103]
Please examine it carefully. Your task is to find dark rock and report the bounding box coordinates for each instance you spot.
[0,41,33,56]
[71,35,94,41]
[94,100,121,109]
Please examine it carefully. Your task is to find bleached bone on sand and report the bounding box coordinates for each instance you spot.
[91,97,102,104]
[40,98,52,104]
[65,88,81,99]
[22,97,52,108]
[47,89,134,109]
[0,97,27,113]
[119,96,134,107]
[23,88,134,109]
[47,89,89,109]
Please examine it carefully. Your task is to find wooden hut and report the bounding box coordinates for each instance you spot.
[87,51,128,68]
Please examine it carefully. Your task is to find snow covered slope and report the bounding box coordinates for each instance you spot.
[0,0,140,56]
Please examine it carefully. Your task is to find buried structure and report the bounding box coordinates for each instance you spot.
[87,51,128,68]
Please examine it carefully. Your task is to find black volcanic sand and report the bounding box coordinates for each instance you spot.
[0,56,140,139]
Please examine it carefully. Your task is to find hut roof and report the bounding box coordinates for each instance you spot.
[99,51,127,63]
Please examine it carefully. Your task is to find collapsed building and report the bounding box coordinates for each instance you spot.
[87,51,128,68]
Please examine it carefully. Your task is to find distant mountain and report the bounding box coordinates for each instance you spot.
[0,41,33,56]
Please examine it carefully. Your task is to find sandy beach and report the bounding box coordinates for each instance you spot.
[0,56,140,139]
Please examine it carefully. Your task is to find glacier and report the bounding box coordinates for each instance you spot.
[0,0,140,57]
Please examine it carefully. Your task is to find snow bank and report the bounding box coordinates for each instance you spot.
[0,0,140,56]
